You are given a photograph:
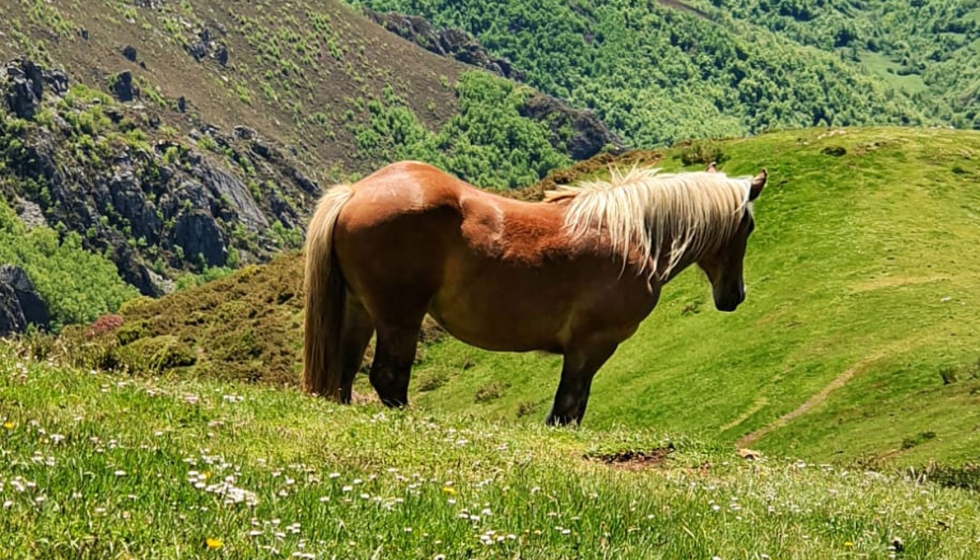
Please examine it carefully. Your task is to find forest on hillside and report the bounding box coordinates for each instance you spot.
[352,0,980,143]
[709,0,980,129]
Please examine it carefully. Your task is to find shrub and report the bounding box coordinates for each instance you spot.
[680,140,727,166]
[115,335,197,373]
[474,381,509,403]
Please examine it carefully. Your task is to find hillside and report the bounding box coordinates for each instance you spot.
[707,0,980,128]
[60,126,980,469]
[352,0,933,145]
[3,344,980,559]
[415,127,980,467]
[0,0,621,325]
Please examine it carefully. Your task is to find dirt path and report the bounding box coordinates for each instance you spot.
[736,339,915,447]
[737,368,857,447]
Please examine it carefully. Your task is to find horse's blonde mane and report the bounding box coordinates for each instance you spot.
[543,166,753,279]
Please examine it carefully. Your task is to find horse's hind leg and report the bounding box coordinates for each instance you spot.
[368,322,422,408]
[546,343,618,426]
[339,297,375,404]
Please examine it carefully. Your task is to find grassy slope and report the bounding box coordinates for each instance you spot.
[3,344,980,559]
[411,127,980,467]
[82,126,980,469]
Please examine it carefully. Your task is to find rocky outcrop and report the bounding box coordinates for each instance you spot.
[110,71,135,102]
[186,27,229,67]
[1,58,316,297]
[363,9,524,82]
[2,58,69,119]
[171,210,229,267]
[520,93,625,160]
[0,265,50,336]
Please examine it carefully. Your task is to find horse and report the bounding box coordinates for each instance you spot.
[302,159,767,426]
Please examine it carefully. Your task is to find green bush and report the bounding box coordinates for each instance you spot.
[0,196,139,331]
[350,74,571,189]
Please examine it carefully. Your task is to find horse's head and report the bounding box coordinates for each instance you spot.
[697,164,767,312]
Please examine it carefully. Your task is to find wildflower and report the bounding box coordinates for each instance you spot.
[114,470,127,477]
[844,542,854,548]
[206,538,223,549]
[442,486,457,495]
[3,421,14,430]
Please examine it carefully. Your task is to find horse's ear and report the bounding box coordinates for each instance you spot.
[705,161,718,173]
[749,168,767,201]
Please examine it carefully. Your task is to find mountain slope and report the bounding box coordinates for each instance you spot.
[0,0,621,312]
[352,0,931,145]
[703,0,980,128]
[67,126,980,467]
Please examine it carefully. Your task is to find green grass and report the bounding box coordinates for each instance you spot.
[857,51,929,95]
[4,343,980,559]
[410,127,980,466]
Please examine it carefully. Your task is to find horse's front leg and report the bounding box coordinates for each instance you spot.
[546,342,618,426]
[369,323,421,408]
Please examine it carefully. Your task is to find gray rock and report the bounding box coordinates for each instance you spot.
[0,265,50,335]
[42,68,69,98]
[170,210,228,268]
[111,71,135,102]
[122,45,138,62]
[215,44,229,66]
[13,198,47,230]
[0,284,26,336]
[365,9,444,54]
[519,93,624,160]
[363,9,523,81]
[109,165,161,243]
[2,58,44,118]
[195,159,268,232]
[187,40,208,62]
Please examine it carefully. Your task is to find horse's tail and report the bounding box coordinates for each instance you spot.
[303,183,355,401]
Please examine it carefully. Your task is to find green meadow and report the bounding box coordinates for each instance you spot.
[408,127,980,467]
[3,343,980,559]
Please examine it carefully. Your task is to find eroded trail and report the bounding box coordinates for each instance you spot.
[737,368,857,447]
[736,339,916,447]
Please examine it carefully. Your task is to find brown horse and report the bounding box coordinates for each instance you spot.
[303,160,767,425]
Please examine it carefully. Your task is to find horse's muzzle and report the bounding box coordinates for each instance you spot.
[714,287,745,312]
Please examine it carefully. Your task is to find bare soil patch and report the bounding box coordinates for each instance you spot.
[587,447,674,471]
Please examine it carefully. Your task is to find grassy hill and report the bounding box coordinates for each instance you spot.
[58,126,980,469]
[3,342,980,559]
[414,127,980,466]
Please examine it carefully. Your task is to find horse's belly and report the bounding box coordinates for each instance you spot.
[428,283,568,353]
